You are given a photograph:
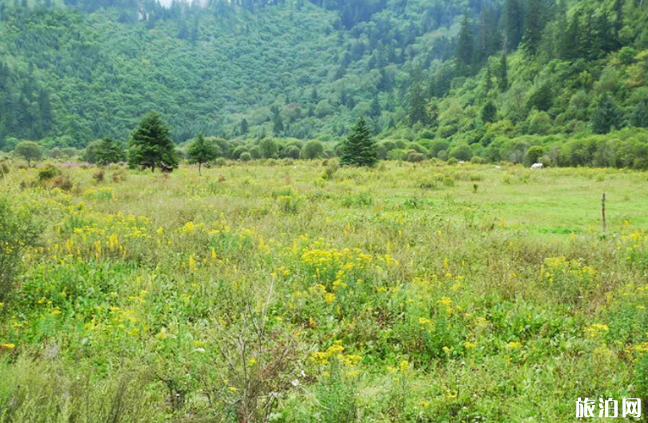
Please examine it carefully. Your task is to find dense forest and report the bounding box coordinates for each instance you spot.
[1,0,648,166]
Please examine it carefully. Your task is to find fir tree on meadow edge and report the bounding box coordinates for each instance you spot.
[187,134,218,175]
[340,117,378,167]
[95,137,125,166]
[127,112,178,172]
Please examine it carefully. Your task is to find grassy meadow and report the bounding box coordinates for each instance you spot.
[1,160,648,422]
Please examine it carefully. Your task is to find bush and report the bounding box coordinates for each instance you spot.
[37,164,61,181]
[449,144,473,161]
[323,162,339,180]
[524,145,545,166]
[428,140,449,158]
[0,162,9,178]
[240,152,252,162]
[386,149,406,161]
[112,169,128,183]
[301,140,324,160]
[403,150,426,162]
[0,197,40,303]
[471,156,486,164]
[52,175,74,191]
[281,145,302,159]
[93,168,105,183]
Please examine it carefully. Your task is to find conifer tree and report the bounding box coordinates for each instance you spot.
[498,53,509,92]
[592,94,622,134]
[481,100,498,123]
[240,118,249,135]
[485,65,493,92]
[456,14,474,75]
[95,137,125,166]
[187,134,218,175]
[127,112,178,172]
[523,0,543,56]
[340,117,378,167]
[630,101,648,128]
[504,0,524,50]
[408,79,429,126]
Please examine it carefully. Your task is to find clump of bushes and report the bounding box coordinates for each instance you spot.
[52,175,74,191]
[322,162,339,180]
[213,157,228,167]
[93,168,105,183]
[403,150,426,163]
[112,169,128,183]
[37,164,61,181]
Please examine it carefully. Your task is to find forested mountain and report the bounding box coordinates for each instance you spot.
[1,0,648,160]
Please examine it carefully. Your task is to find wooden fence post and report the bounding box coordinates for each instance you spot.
[602,193,606,232]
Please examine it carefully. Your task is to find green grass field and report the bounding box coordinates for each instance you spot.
[1,160,648,422]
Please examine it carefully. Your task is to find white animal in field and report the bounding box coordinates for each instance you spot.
[530,163,544,169]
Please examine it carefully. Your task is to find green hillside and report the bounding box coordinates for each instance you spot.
[1,0,648,167]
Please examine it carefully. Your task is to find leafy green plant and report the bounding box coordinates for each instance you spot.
[0,198,40,304]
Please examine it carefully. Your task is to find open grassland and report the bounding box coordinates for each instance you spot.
[1,161,648,422]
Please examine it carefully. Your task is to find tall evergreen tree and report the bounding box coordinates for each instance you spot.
[481,100,498,123]
[240,118,249,135]
[630,101,648,128]
[127,112,178,172]
[485,65,493,92]
[456,14,474,75]
[523,0,544,56]
[561,13,583,60]
[340,117,378,167]
[370,95,381,118]
[592,94,622,134]
[270,105,284,136]
[498,53,509,92]
[408,79,429,126]
[504,0,524,50]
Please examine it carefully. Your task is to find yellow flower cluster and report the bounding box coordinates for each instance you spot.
[584,323,609,338]
[310,341,362,367]
[543,256,596,284]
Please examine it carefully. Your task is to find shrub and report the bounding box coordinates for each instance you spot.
[323,162,339,180]
[0,162,9,178]
[301,140,324,160]
[37,164,61,181]
[281,145,301,159]
[524,145,545,166]
[93,168,105,183]
[386,149,406,161]
[52,175,74,191]
[214,157,227,167]
[471,156,486,164]
[240,152,252,162]
[0,197,40,303]
[448,144,473,161]
[428,140,450,158]
[403,150,426,162]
